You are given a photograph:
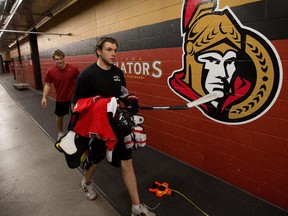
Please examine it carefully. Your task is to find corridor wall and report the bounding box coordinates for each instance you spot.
[9,0,288,210]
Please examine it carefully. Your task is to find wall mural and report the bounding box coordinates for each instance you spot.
[168,0,282,124]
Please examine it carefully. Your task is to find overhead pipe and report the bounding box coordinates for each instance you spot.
[0,29,72,36]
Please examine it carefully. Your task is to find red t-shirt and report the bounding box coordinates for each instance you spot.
[45,63,80,102]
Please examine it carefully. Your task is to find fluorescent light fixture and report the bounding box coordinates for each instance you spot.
[0,0,23,37]
[3,0,76,49]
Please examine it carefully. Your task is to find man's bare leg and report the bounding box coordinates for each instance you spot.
[56,115,64,133]
[121,159,140,205]
[85,164,97,183]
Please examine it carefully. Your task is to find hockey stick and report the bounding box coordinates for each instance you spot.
[139,91,223,110]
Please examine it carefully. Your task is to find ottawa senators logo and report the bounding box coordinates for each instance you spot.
[168,0,282,124]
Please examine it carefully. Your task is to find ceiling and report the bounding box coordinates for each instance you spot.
[0,0,77,53]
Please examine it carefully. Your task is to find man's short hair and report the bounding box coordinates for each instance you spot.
[95,37,119,57]
[52,49,65,59]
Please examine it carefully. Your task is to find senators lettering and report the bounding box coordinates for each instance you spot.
[115,60,162,78]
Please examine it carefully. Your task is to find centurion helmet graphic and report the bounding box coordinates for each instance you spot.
[168,0,282,124]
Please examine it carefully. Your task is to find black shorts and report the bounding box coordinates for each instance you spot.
[78,136,132,167]
[55,101,71,117]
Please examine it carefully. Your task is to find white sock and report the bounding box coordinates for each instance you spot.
[84,178,91,185]
[132,204,141,212]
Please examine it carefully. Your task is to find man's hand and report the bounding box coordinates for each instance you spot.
[124,94,139,114]
[41,83,51,108]
[41,98,47,108]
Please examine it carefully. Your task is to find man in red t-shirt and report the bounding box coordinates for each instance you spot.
[41,49,79,140]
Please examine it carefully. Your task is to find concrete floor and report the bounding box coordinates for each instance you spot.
[0,83,120,216]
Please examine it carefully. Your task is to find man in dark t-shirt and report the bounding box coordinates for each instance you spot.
[72,37,155,216]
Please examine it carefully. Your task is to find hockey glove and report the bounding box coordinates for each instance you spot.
[124,94,139,114]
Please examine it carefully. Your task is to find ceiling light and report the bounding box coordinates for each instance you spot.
[0,0,23,38]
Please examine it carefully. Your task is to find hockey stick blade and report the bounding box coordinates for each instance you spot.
[139,91,222,110]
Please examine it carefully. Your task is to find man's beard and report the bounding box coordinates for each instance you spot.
[101,57,113,66]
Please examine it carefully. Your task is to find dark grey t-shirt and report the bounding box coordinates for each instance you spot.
[73,63,126,104]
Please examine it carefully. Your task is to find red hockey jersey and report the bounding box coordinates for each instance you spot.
[72,96,118,161]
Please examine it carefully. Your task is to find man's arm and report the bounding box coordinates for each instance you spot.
[41,83,52,108]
